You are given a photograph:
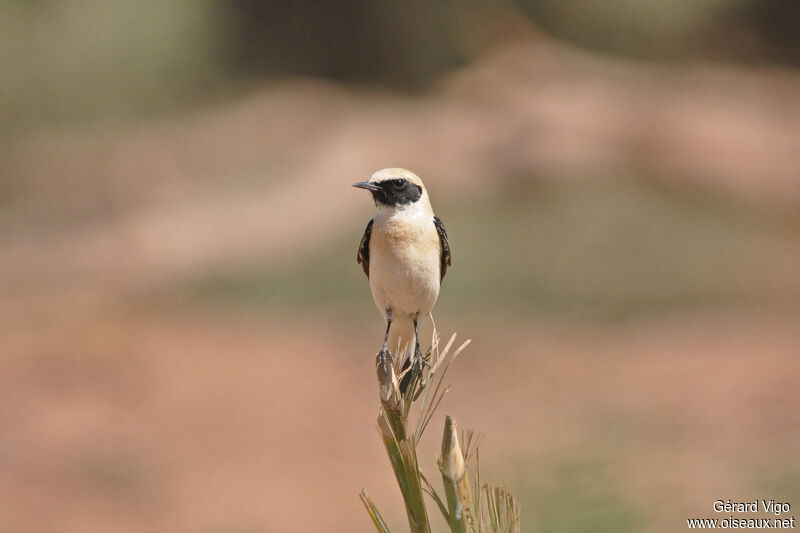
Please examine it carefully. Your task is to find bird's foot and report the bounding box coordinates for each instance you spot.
[376,346,394,370]
[415,353,432,369]
[413,338,431,367]
[409,353,430,400]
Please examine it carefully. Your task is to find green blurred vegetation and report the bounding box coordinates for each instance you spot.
[184,177,800,323]
[755,467,800,510]
[515,458,643,533]
[516,0,736,60]
[3,0,799,136]
[0,0,221,134]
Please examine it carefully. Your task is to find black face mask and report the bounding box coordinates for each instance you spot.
[353,178,423,206]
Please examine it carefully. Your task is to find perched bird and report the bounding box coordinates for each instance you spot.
[354,168,451,391]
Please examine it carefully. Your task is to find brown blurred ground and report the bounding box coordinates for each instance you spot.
[2,305,800,533]
[2,10,800,533]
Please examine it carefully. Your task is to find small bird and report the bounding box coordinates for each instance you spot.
[354,168,451,391]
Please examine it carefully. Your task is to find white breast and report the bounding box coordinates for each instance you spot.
[368,210,441,321]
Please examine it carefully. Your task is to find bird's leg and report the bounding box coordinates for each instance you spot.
[410,314,429,389]
[413,313,422,362]
[412,313,431,368]
[376,310,393,368]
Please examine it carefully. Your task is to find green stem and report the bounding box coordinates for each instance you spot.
[376,353,431,533]
[440,416,474,533]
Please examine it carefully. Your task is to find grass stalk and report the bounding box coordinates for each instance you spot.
[361,490,393,533]
[376,353,431,533]
[363,329,520,533]
[439,415,474,533]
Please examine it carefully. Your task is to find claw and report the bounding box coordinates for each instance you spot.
[376,347,394,369]
[411,357,427,400]
[411,353,429,395]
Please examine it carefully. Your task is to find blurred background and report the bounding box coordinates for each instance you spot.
[2,1,800,531]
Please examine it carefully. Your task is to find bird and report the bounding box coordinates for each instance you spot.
[354,168,451,393]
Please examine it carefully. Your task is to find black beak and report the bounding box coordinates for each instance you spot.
[353,181,381,192]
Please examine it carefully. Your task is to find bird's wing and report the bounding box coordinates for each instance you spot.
[357,218,374,278]
[433,215,451,282]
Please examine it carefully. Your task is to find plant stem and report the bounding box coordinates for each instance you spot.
[376,354,432,533]
[440,416,474,533]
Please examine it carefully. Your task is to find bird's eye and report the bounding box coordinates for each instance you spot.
[393,178,407,189]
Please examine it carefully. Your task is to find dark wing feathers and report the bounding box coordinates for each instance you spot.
[357,218,374,278]
[433,215,451,282]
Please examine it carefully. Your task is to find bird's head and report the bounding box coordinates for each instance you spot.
[353,168,431,214]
